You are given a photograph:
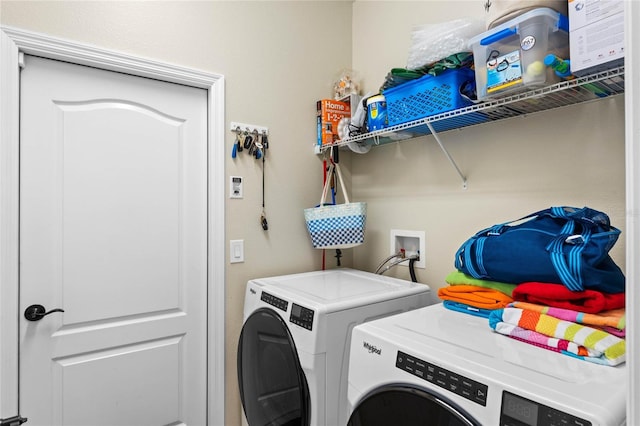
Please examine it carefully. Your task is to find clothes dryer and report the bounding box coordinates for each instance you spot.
[237,268,434,426]
[347,303,626,426]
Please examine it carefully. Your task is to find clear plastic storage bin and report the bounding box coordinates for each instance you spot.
[469,7,569,101]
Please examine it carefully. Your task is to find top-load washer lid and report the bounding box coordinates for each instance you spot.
[348,303,627,426]
[248,268,431,314]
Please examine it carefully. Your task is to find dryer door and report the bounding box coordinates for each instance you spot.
[348,385,480,426]
[238,307,310,426]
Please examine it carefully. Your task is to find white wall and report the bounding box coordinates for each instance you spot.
[0,2,352,425]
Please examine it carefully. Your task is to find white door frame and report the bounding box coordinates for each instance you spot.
[0,26,226,425]
[625,2,639,425]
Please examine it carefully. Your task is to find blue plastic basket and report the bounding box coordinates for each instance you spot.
[383,67,477,126]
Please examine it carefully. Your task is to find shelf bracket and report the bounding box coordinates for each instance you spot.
[425,121,467,189]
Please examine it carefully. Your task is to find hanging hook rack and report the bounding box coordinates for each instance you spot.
[230,121,269,136]
[229,121,271,231]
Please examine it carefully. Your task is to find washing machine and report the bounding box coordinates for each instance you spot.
[237,268,434,426]
[347,303,626,426]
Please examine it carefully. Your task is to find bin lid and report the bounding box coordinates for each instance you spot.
[468,7,568,49]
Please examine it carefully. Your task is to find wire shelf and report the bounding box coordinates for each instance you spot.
[329,66,625,151]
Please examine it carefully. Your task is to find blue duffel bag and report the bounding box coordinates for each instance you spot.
[454,206,625,293]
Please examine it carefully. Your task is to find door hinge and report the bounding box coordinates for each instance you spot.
[0,415,28,426]
[18,52,25,69]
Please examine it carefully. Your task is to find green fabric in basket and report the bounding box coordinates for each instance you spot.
[380,52,474,91]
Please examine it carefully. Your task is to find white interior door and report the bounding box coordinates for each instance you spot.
[19,55,208,426]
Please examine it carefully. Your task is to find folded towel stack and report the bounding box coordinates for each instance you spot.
[437,271,516,318]
[439,270,626,366]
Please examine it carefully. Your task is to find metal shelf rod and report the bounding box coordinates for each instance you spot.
[425,121,467,189]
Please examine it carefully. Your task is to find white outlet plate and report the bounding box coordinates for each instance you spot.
[390,229,425,269]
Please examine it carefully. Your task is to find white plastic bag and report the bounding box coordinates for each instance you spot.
[406,18,485,70]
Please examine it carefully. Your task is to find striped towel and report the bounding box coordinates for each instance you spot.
[489,307,625,366]
[509,301,625,337]
[503,324,602,359]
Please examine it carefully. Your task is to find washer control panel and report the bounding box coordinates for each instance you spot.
[290,303,314,330]
[260,291,288,312]
[396,350,488,406]
[500,391,592,426]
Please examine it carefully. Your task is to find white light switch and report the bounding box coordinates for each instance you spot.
[230,239,244,263]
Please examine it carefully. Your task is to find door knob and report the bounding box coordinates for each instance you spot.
[24,304,64,321]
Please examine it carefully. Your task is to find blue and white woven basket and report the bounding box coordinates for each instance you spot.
[304,163,367,249]
[304,202,367,249]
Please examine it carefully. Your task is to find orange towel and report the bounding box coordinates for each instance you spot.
[438,285,513,310]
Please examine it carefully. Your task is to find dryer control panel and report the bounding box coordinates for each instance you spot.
[290,303,314,330]
[261,291,288,311]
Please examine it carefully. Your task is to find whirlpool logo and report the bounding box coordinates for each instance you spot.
[363,341,381,355]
